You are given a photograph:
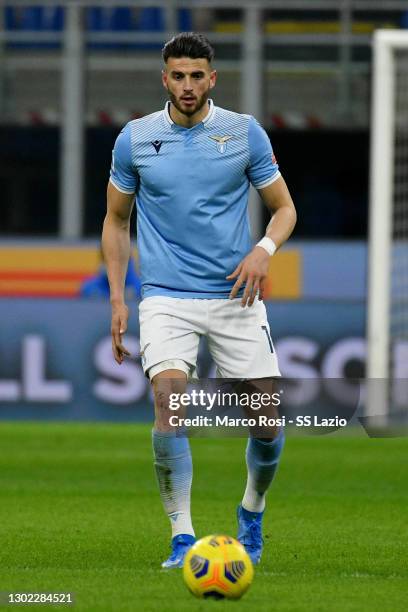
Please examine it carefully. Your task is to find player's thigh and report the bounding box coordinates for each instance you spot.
[207,298,280,379]
[139,296,202,379]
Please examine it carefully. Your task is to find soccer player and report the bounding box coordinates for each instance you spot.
[102,32,296,568]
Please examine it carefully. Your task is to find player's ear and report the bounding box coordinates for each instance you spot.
[161,69,168,89]
[209,69,217,89]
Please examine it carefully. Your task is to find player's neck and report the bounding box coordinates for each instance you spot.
[169,101,210,128]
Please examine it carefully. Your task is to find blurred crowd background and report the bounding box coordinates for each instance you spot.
[2,1,408,239]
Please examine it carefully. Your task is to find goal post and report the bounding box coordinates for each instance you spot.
[367,30,408,421]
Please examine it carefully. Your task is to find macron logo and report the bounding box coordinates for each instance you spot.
[151,140,163,154]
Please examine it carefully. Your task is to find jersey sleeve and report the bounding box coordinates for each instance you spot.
[109,123,138,194]
[246,116,280,189]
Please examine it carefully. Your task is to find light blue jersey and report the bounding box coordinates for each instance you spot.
[109,100,280,299]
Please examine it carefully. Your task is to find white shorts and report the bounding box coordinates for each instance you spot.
[138,296,280,380]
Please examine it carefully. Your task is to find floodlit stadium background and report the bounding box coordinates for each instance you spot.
[1,0,408,420]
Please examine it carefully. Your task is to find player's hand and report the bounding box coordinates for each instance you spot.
[111,301,131,364]
[226,247,270,307]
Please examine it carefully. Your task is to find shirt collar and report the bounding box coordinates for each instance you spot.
[164,99,215,128]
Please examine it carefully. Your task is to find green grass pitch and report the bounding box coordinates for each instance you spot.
[0,422,406,611]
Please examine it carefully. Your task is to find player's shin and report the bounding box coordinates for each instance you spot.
[152,430,195,538]
[241,429,285,513]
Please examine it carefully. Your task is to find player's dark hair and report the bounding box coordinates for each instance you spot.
[162,32,214,64]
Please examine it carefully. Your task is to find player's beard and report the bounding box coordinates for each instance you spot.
[167,87,210,118]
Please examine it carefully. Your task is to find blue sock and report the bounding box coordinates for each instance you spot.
[242,429,285,513]
[152,430,195,538]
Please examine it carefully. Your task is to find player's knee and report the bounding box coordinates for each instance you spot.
[152,374,186,414]
[155,388,173,412]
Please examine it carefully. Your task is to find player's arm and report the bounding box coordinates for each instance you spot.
[228,117,296,307]
[258,174,297,248]
[227,176,296,306]
[102,181,134,364]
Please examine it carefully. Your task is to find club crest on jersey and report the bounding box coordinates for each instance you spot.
[209,135,233,154]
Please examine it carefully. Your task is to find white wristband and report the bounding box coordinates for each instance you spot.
[256,237,277,257]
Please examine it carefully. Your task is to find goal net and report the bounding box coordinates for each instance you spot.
[367,30,408,424]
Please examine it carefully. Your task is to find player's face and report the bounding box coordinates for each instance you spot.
[162,57,217,118]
